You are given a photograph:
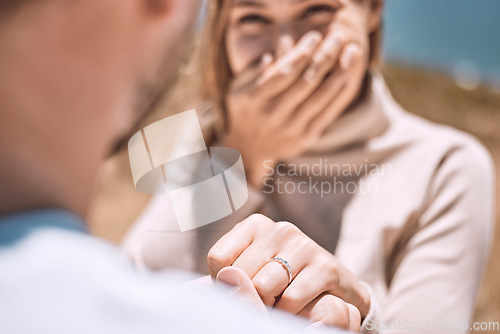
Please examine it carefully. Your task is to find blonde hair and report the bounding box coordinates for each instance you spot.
[201,0,382,135]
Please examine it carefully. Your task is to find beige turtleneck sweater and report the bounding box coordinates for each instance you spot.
[122,74,495,333]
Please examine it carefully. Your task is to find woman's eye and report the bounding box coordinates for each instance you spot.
[238,14,271,25]
[302,5,336,18]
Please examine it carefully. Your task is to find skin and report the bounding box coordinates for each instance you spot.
[209,0,384,328]
[223,0,382,186]
[0,0,201,218]
[209,215,366,330]
[0,0,358,330]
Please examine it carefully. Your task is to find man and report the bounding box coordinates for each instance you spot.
[0,0,346,333]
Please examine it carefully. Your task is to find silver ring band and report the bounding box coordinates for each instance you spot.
[269,257,292,285]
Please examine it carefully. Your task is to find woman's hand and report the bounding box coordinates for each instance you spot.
[216,267,361,332]
[183,267,361,331]
[207,214,370,330]
[222,26,363,188]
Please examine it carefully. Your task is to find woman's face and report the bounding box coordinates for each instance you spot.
[225,0,380,75]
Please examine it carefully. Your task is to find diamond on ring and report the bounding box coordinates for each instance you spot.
[269,257,293,285]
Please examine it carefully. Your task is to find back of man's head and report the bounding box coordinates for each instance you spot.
[0,0,201,217]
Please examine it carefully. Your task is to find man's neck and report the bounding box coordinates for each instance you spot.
[0,108,104,220]
[0,6,126,220]
[0,147,96,220]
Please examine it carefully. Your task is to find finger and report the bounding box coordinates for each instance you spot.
[289,63,347,133]
[305,79,349,138]
[340,43,362,71]
[251,251,311,306]
[292,43,361,132]
[287,262,369,321]
[256,31,322,98]
[231,242,276,280]
[307,43,366,137]
[251,260,290,305]
[274,265,330,315]
[207,214,274,278]
[305,77,352,137]
[231,53,273,94]
[298,293,352,330]
[216,266,267,315]
[270,33,347,124]
[347,303,362,332]
[303,33,345,83]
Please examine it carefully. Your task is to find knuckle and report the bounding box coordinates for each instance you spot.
[275,221,301,235]
[206,248,230,269]
[321,296,350,329]
[281,289,305,311]
[296,237,314,252]
[233,219,247,232]
[318,293,338,309]
[324,261,340,286]
[336,302,351,323]
[247,213,273,226]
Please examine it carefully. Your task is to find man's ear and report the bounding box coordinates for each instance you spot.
[367,0,384,33]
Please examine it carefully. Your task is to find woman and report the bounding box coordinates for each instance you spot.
[123,0,494,332]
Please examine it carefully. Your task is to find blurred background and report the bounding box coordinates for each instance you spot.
[381,1,500,330]
[88,1,500,331]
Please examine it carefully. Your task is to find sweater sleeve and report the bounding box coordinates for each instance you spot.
[121,177,266,273]
[368,139,495,333]
[360,281,383,333]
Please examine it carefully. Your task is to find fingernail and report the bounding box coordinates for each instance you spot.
[278,35,294,52]
[303,31,322,50]
[340,44,360,70]
[325,35,342,50]
[261,53,273,67]
[216,268,242,294]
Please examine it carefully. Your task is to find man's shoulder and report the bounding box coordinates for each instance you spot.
[0,210,336,334]
[0,210,187,331]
